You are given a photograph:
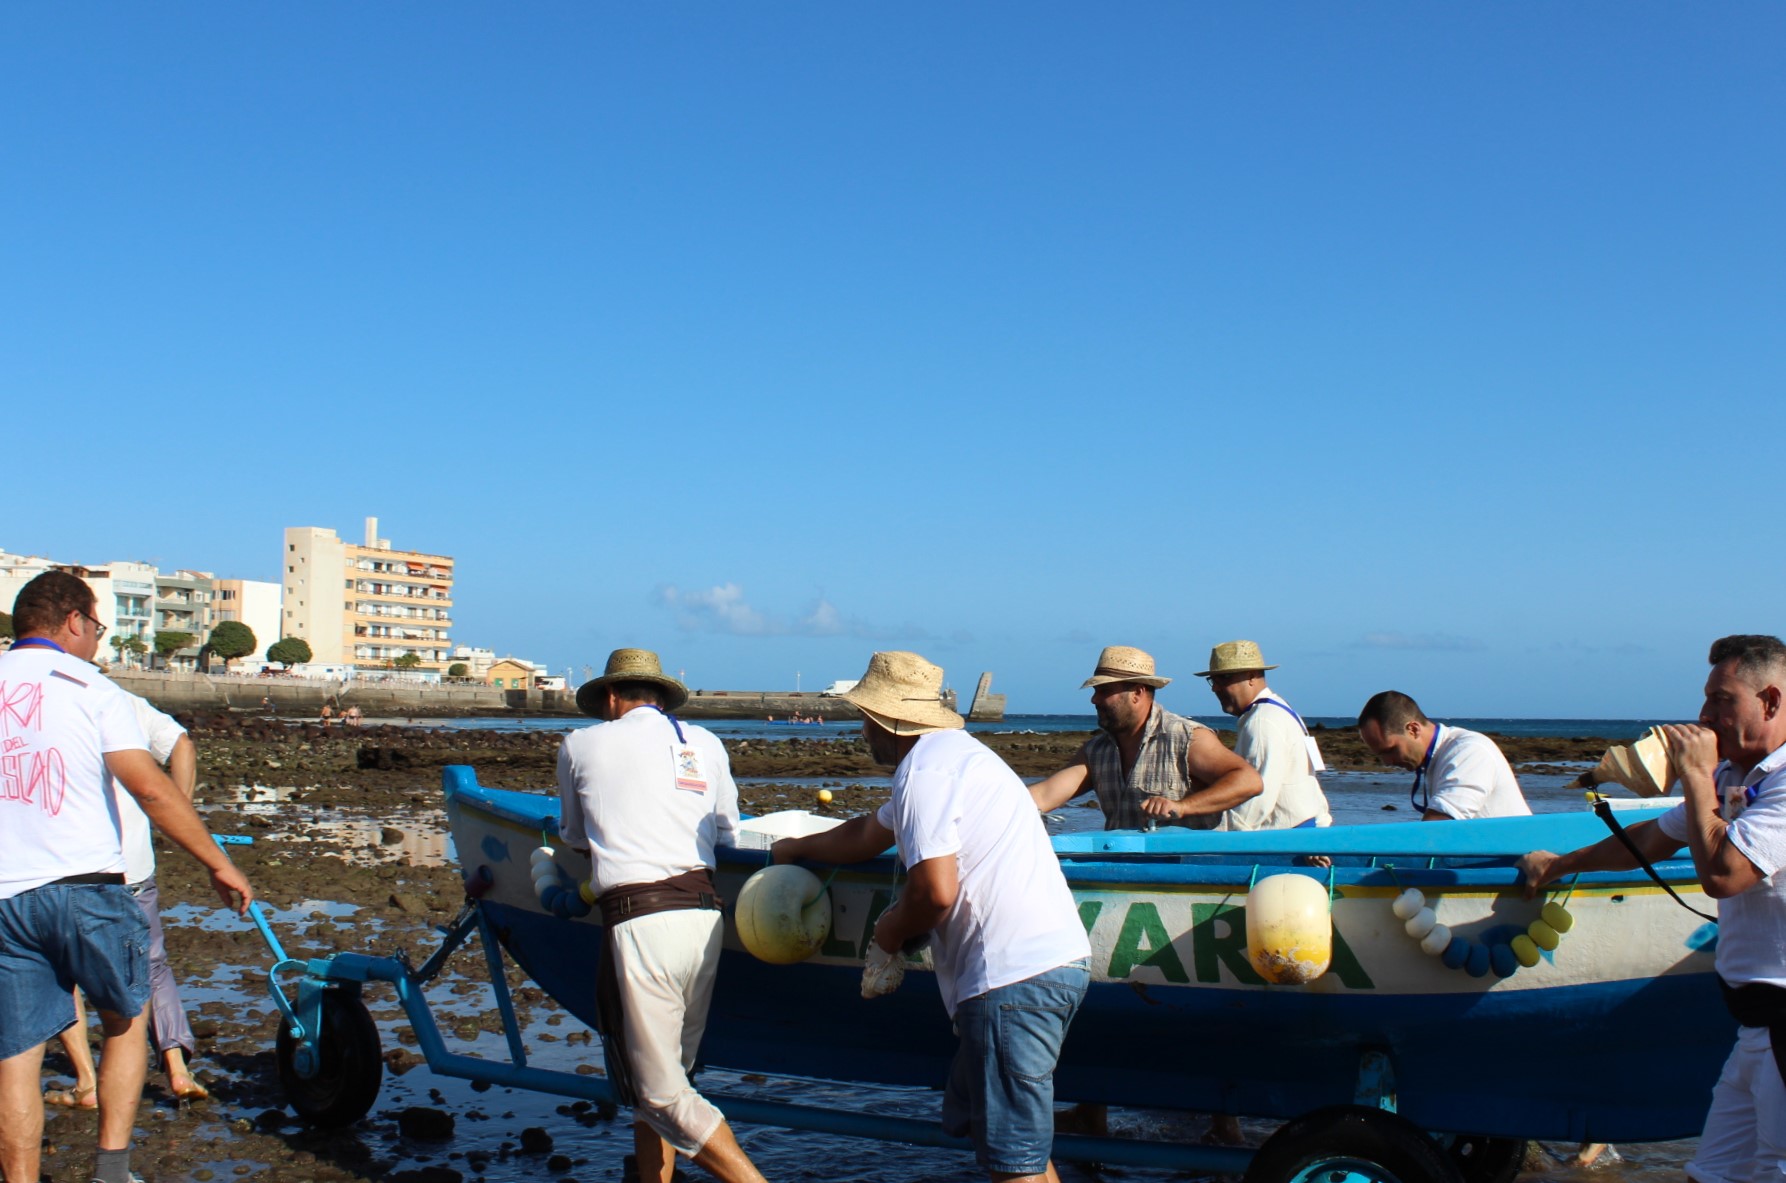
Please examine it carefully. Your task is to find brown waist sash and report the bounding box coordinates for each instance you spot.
[593,869,724,1107]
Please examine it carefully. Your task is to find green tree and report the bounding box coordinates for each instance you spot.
[447,662,469,679]
[154,631,195,667]
[109,634,148,668]
[0,611,12,639]
[266,637,313,667]
[393,651,423,670]
[207,621,257,671]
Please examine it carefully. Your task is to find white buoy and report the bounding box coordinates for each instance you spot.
[1391,888,1425,920]
[1404,907,1438,940]
[1420,924,1452,955]
[1245,873,1333,985]
[736,865,833,965]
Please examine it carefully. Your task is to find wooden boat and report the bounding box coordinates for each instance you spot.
[446,767,1729,1148]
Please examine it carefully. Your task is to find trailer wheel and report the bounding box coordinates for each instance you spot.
[1244,1106,1465,1183]
[1444,1135,1528,1183]
[275,988,384,1127]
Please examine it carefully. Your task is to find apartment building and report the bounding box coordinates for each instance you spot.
[283,517,454,674]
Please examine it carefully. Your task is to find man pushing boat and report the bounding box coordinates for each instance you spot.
[772,651,1091,1183]
[1520,634,1786,1183]
[1356,690,1532,819]
[1029,646,1262,829]
[557,649,770,1183]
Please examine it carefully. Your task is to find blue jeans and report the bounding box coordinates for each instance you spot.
[943,960,1090,1175]
[0,883,148,1060]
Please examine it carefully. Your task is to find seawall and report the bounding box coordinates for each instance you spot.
[108,671,580,717]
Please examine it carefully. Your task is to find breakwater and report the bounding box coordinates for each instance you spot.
[108,671,580,717]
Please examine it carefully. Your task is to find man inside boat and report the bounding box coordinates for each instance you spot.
[557,648,770,1183]
[0,571,253,1183]
[1199,640,1332,830]
[1028,645,1262,830]
[1355,691,1532,819]
[1519,634,1786,1183]
[772,651,1091,1183]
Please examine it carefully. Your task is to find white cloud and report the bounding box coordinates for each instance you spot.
[652,582,971,647]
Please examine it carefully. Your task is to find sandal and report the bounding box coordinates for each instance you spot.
[44,1083,98,1109]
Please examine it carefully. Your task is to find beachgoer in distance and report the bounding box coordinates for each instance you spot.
[774,651,1090,1183]
[1199,640,1332,830]
[1356,691,1532,819]
[319,702,333,726]
[556,649,768,1183]
[0,571,252,1183]
[1030,646,1262,830]
[1520,635,1786,1180]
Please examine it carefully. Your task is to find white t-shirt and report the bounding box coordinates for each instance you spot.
[1423,725,1532,820]
[0,645,146,898]
[117,696,189,883]
[875,729,1090,1017]
[1223,689,1332,831]
[557,705,739,895]
[1657,743,1786,988]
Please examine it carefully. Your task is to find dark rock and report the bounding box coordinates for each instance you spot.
[396,1106,456,1141]
[518,1126,553,1154]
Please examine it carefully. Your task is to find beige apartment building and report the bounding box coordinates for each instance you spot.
[282,518,454,674]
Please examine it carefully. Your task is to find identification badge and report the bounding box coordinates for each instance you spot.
[672,743,709,794]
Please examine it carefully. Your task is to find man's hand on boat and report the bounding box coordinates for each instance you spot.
[1516,850,1561,899]
[208,862,255,915]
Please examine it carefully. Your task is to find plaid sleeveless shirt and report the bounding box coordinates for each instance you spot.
[1084,704,1217,831]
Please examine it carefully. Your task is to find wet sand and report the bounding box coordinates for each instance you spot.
[29,717,1670,1183]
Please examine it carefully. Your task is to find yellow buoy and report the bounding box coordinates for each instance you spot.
[735,865,833,965]
[1528,919,1560,951]
[817,789,834,805]
[1245,873,1332,985]
[1541,902,1574,933]
[1510,934,1542,967]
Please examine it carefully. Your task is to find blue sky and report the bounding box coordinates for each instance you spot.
[4,5,1781,717]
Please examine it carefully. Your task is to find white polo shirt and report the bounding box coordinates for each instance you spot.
[0,645,146,898]
[1657,742,1786,989]
[117,695,189,884]
[1422,724,1532,820]
[876,729,1090,1017]
[1223,689,1332,831]
[557,705,739,895]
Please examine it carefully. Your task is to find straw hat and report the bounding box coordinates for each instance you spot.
[1195,640,1278,678]
[576,648,689,715]
[1080,645,1171,689]
[842,651,964,735]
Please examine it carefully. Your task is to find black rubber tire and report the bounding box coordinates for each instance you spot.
[275,987,384,1127]
[1244,1105,1466,1183]
[1446,1135,1529,1183]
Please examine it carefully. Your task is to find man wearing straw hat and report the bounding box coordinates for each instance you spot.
[1198,640,1332,831]
[1030,645,1262,831]
[557,648,768,1183]
[771,651,1091,1183]
[1519,635,1786,1182]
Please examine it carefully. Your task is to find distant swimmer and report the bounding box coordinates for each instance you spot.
[1356,691,1532,819]
[1519,635,1786,1181]
[1030,646,1261,830]
[1199,640,1332,830]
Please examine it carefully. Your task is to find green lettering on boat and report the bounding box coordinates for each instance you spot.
[1108,902,1189,983]
[1078,900,1103,935]
[1190,903,1264,985]
[1327,923,1374,989]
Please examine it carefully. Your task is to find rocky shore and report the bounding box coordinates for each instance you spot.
[27,717,1619,1183]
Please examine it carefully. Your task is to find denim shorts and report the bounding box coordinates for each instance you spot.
[942,960,1090,1175]
[0,883,150,1060]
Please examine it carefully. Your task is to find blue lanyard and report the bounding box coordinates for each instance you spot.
[1409,725,1443,813]
[650,704,687,743]
[1249,695,1310,736]
[8,638,65,653]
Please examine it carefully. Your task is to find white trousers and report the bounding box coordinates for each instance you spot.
[609,908,726,1156]
[1690,1026,1786,1183]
